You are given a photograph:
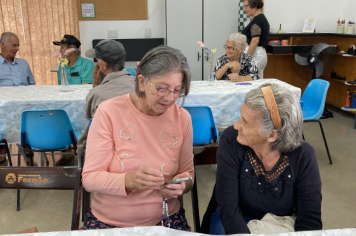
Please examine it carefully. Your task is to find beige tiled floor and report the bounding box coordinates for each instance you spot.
[1,106,355,234]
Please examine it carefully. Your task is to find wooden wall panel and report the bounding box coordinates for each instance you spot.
[265,34,356,111]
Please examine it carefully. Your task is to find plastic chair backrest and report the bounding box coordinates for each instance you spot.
[183,106,218,145]
[300,79,330,120]
[123,68,137,76]
[21,109,76,150]
[89,118,93,130]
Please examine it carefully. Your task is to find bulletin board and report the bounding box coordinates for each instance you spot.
[77,0,147,21]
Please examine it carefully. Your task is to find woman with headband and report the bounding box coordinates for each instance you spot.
[202,83,322,235]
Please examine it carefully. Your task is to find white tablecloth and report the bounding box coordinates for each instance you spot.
[2,226,356,236]
[0,85,92,144]
[0,79,301,144]
[183,79,301,128]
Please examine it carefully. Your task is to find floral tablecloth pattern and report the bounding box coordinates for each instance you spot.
[2,226,356,236]
[0,85,92,144]
[0,79,300,144]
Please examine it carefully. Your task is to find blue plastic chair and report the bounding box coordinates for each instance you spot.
[123,68,137,76]
[19,109,79,167]
[183,106,219,145]
[0,135,12,166]
[300,79,332,164]
[183,105,219,231]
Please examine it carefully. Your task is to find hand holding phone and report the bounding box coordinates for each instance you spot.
[165,177,193,184]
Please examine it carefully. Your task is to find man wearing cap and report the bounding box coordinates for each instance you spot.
[53,34,94,85]
[76,39,135,160]
[0,32,35,86]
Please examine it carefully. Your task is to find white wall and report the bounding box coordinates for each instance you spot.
[265,0,356,33]
[79,0,356,67]
[79,0,165,67]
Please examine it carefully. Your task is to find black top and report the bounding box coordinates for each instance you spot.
[241,14,270,48]
[213,126,322,234]
[214,53,260,80]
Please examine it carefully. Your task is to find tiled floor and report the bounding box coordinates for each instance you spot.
[1,106,355,234]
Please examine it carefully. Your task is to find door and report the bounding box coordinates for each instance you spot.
[166,0,203,81]
[203,0,240,80]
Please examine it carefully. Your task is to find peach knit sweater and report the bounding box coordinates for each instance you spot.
[82,94,194,227]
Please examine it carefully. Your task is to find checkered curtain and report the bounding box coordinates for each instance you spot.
[0,0,80,85]
[238,0,264,32]
[238,1,249,32]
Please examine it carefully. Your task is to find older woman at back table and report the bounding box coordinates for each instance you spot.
[81,46,194,231]
[214,33,260,82]
[201,83,322,235]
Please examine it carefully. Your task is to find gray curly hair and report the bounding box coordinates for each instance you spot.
[244,83,303,153]
[135,45,191,103]
[227,33,248,52]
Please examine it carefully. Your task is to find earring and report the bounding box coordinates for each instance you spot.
[141,88,144,91]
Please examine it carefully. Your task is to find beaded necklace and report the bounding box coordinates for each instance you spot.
[161,198,170,227]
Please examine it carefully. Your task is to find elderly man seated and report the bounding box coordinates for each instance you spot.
[76,39,135,159]
[53,34,94,85]
[0,32,35,86]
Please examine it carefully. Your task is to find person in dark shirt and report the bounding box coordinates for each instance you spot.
[241,0,269,78]
[202,83,322,235]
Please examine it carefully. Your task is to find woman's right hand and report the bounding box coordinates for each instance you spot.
[125,165,165,191]
[227,61,241,72]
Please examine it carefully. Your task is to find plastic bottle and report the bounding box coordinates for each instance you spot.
[351,90,356,110]
[278,24,282,34]
[345,89,352,108]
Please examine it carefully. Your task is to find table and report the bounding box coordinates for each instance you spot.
[3,226,356,236]
[0,85,92,144]
[0,79,301,144]
[183,79,301,128]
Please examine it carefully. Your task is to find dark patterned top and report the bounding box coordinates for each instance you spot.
[213,126,322,234]
[241,14,270,48]
[214,53,260,80]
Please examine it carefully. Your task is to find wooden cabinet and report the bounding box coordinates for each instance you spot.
[166,0,240,81]
[264,33,356,114]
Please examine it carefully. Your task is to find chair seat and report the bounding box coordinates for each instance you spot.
[74,131,82,140]
[303,110,320,120]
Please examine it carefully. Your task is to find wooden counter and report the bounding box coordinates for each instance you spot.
[264,33,356,112]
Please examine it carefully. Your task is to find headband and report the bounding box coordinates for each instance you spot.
[261,86,282,129]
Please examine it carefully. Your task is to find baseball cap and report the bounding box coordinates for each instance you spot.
[53,34,81,48]
[85,39,126,62]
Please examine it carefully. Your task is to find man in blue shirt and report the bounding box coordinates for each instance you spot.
[0,32,35,86]
[54,34,94,85]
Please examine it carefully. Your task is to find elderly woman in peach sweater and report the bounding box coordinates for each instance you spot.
[81,46,194,231]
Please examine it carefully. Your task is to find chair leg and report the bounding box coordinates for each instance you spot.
[38,152,42,167]
[43,152,49,167]
[82,189,91,222]
[2,139,12,166]
[316,120,332,165]
[17,149,21,211]
[191,175,201,232]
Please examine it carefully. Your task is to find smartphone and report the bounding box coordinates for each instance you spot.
[165,177,193,184]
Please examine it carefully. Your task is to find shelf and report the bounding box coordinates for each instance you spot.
[324,77,356,85]
[267,53,292,55]
[341,107,356,114]
[337,53,356,57]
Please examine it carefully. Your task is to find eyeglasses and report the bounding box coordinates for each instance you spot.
[243,4,249,9]
[223,45,239,51]
[146,79,185,98]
